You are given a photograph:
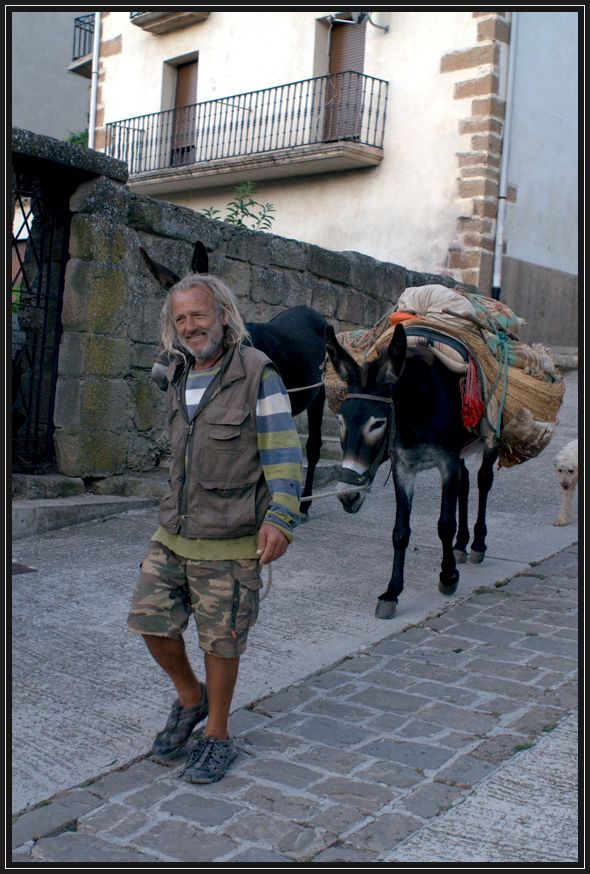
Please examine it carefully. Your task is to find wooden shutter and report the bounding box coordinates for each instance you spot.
[329,21,366,74]
[172,60,198,165]
[175,60,198,108]
[325,22,366,142]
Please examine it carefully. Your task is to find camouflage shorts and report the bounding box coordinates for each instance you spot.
[127,541,262,658]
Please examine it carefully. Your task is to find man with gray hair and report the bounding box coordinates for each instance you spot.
[127,272,302,783]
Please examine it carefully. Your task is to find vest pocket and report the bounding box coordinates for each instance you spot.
[196,480,258,532]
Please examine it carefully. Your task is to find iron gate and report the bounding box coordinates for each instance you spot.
[12,171,71,473]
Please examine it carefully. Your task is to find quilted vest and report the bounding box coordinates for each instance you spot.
[158,343,273,539]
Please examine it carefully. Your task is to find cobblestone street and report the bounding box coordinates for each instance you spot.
[13,544,578,863]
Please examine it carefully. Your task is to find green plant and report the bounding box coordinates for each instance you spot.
[514,742,535,752]
[66,129,89,147]
[543,723,558,732]
[202,182,275,231]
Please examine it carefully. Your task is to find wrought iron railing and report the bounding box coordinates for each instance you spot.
[72,13,95,61]
[105,72,388,175]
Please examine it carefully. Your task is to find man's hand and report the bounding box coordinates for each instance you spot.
[256,523,289,565]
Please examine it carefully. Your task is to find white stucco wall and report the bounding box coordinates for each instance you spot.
[11,11,90,141]
[503,12,578,275]
[99,13,484,271]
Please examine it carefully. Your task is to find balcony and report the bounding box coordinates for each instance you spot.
[68,13,95,78]
[105,72,388,194]
[130,11,210,34]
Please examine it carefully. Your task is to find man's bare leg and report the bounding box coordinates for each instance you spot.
[203,652,239,740]
[142,635,203,708]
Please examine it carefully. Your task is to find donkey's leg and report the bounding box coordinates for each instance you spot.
[453,459,470,563]
[376,462,415,619]
[300,387,324,519]
[470,442,498,563]
[438,456,461,594]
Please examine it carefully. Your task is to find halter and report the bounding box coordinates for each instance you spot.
[337,393,395,488]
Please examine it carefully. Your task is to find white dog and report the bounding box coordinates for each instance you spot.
[552,439,578,526]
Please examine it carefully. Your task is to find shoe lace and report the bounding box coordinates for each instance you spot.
[186,737,227,770]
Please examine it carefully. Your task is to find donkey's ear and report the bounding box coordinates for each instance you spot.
[191,241,209,274]
[139,246,181,291]
[325,325,359,384]
[381,323,407,385]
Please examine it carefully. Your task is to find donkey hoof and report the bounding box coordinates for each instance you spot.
[470,550,485,564]
[438,570,459,595]
[453,549,468,564]
[375,598,397,619]
[299,511,309,524]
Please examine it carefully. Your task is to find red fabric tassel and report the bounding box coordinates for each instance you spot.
[460,356,485,428]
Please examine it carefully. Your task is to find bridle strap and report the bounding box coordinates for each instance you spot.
[344,393,393,405]
[338,404,396,488]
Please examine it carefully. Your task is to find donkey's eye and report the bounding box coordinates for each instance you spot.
[369,419,387,432]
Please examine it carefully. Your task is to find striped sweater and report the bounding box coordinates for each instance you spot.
[151,362,302,560]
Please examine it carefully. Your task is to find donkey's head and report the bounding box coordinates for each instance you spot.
[325,324,406,513]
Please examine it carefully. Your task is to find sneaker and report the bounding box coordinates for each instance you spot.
[150,687,208,762]
[182,735,236,784]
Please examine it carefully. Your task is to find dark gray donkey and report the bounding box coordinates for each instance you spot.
[325,323,498,617]
[140,240,328,518]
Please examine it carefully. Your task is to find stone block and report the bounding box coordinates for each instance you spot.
[471,733,523,763]
[131,380,157,432]
[240,759,322,789]
[62,260,127,335]
[357,738,454,770]
[346,812,422,852]
[128,196,220,247]
[229,848,295,862]
[505,705,566,738]
[135,820,238,866]
[69,214,126,263]
[53,378,81,429]
[396,720,443,739]
[301,694,374,725]
[93,475,167,498]
[160,793,242,827]
[405,681,480,706]
[32,832,154,863]
[293,716,377,749]
[54,430,127,477]
[313,847,375,863]
[240,784,321,820]
[12,790,104,848]
[312,776,394,812]
[292,744,369,776]
[225,227,271,267]
[87,760,170,800]
[441,43,499,72]
[309,803,371,834]
[250,266,291,305]
[454,73,500,100]
[355,760,423,789]
[423,702,496,735]
[131,343,159,371]
[11,473,85,499]
[277,826,337,862]
[228,707,271,734]
[402,780,464,817]
[260,685,317,713]
[214,257,251,297]
[309,278,339,317]
[349,687,425,715]
[307,244,352,285]
[58,333,131,379]
[224,812,294,843]
[434,753,497,788]
[69,176,131,216]
[80,380,130,431]
[270,236,307,271]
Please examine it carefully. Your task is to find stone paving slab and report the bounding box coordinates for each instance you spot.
[13,546,577,863]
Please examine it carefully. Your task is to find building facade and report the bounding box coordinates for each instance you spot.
[89,10,577,346]
[12,10,90,142]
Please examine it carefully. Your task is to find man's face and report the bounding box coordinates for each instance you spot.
[170,285,227,367]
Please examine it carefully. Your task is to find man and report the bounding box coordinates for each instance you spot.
[127,272,302,783]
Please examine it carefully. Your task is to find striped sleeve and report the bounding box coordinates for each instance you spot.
[256,365,303,540]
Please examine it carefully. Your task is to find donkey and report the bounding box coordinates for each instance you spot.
[141,241,328,517]
[325,322,498,618]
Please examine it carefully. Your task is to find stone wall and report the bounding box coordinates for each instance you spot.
[54,175,473,478]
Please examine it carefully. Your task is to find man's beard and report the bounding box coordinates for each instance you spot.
[178,320,225,363]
